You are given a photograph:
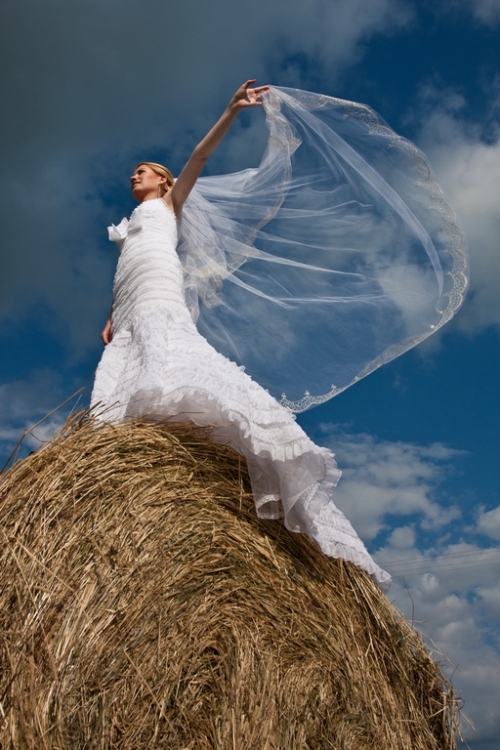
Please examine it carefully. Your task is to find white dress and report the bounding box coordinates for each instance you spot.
[91,197,391,591]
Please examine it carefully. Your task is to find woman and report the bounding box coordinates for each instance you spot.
[91,80,467,592]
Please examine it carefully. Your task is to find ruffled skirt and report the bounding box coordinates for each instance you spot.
[91,304,390,590]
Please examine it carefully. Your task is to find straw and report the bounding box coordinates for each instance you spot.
[0,414,458,749]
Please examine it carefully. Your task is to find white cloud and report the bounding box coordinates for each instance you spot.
[23,414,68,450]
[379,540,500,746]
[476,504,500,541]
[323,428,462,539]
[318,425,500,745]
[415,94,500,334]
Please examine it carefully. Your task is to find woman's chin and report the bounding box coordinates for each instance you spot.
[131,186,145,201]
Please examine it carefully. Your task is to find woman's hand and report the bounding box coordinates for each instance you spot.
[227,80,270,113]
[101,318,113,345]
[170,79,270,216]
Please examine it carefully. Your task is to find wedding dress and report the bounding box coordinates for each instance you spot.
[91,87,468,593]
[91,197,391,590]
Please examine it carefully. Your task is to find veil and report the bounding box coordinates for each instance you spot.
[177,86,468,412]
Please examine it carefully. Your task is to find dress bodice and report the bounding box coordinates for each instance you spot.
[109,199,187,333]
[108,198,178,250]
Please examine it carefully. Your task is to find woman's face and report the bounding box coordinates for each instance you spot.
[130,165,166,202]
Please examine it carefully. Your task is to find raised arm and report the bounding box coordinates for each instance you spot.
[166,80,269,217]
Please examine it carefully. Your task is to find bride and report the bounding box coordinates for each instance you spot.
[91,80,467,592]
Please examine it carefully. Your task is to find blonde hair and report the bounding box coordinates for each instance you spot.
[136,162,175,196]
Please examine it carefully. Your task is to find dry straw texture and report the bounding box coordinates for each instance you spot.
[0,415,457,749]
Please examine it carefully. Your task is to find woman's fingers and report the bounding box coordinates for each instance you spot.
[101,320,113,345]
[248,86,270,102]
[240,79,269,95]
[230,81,270,109]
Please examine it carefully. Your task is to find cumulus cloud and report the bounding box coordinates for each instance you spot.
[414,90,500,334]
[322,428,462,539]
[476,504,500,541]
[379,538,500,747]
[318,425,500,747]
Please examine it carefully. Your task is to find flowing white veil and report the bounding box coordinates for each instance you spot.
[177,86,468,412]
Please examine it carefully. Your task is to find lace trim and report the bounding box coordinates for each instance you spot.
[280,385,343,413]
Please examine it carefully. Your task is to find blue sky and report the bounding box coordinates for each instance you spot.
[1,1,499,746]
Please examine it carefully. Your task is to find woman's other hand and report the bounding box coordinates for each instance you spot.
[101,318,113,345]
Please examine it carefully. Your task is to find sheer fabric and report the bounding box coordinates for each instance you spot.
[91,86,469,593]
[179,87,468,411]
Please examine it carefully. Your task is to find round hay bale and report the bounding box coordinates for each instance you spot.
[0,416,457,749]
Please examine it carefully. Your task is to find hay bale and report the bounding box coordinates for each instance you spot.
[0,416,457,749]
